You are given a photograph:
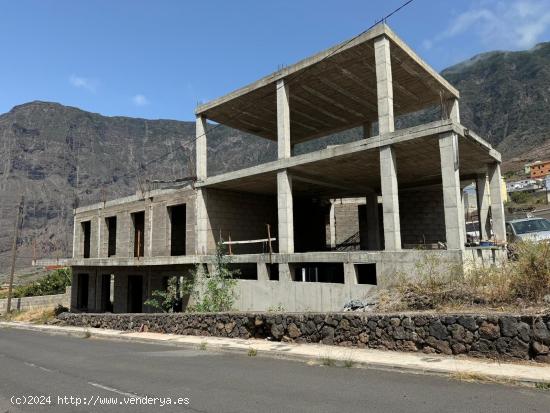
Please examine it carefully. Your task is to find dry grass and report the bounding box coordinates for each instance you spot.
[449,371,499,384]
[2,307,56,324]
[379,241,550,312]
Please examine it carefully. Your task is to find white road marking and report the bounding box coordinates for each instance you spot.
[87,381,146,399]
[23,361,53,372]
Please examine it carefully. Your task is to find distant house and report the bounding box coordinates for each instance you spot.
[530,160,550,179]
[507,178,543,193]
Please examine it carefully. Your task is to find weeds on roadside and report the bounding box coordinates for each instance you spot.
[320,356,335,367]
[380,241,550,311]
[535,382,550,391]
[199,341,207,351]
[247,348,257,357]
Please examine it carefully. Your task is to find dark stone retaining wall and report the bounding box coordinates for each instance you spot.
[57,312,550,363]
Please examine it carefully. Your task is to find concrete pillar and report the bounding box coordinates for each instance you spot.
[449,98,460,123]
[380,146,401,250]
[374,36,394,135]
[195,188,209,255]
[257,263,269,281]
[363,122,372,139]
[343,263,357,285]
[488,162,506,243]
[439,133,466,250]
[278,263,292,281]
[96,211,102,258]
[72,216,78,258]
[476,174,491,240]
[277,170,294,253]
[276,77,294,254]
[196,115,207,180]
[366,192,381,250]
[329,201,336,249]
[276,79,291,159]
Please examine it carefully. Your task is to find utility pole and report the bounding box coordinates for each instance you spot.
[6,196,24,314]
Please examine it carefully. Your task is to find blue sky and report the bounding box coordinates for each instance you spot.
[1,0,550,121]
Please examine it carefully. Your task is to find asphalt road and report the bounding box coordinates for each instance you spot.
[0,328,549,413]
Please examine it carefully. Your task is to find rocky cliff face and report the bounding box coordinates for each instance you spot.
[442,42,550,161]
[1,41,550,275]
[0,101,276,276]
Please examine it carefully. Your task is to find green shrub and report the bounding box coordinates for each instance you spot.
[188,242,238,312]
[144,276,182,313]
[144,242,238,313]
[10,269,72,298]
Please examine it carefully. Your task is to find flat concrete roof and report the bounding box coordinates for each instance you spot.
[197,121,499,198]
[196,24,459,144]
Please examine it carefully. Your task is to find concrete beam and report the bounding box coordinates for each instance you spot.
[439,133,466,250]
[374,35,395,135]
[476,174,491,240]
[196,115,207,180]
[488,162,506,243]
[380,145,401,250]
[277,79,291,159]
[277,170,294,253]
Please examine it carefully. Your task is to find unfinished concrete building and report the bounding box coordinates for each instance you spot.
[39,24,506,312]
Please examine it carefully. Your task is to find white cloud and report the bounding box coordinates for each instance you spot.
[425,0,550,50]
[69,74,98,93]
[132,94,149,106]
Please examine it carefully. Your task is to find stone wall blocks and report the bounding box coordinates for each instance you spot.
[499,316,519,337]
[429,320,449,340]
[57,312,550,363]
[533,320,550,344]
[479,321,500,340]
[457,315,477,331]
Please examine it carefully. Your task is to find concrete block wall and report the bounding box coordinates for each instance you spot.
[399,186,446,245]
[73,187,196,260]
[0,288,70,314]
[72,265,196,313]
[204,189,277,254]
[333,202,362,250]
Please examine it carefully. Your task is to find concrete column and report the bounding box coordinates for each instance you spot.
[72,216,78,258]
[476,174,491,240]
[363,122,372,139]
[276,77,294,254]
[196,115,207,180]
[277,79,291,159]
[488,162,506,243]
[439,133,466,250]
[97,211,102,258]
[257,263,269,281]
[343,263,357,285]
[277,170,294,253]
[449,98,460,123]
[374,36,394,135]
[195,188,209,255]
[366,192,381,250]
[278,263,292,282]
[380,146,401,250]
[329,201,336,249]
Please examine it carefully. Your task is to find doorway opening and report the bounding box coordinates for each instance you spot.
[127,275,143,313]
[132,211,145,258]
[169,204,187,256]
